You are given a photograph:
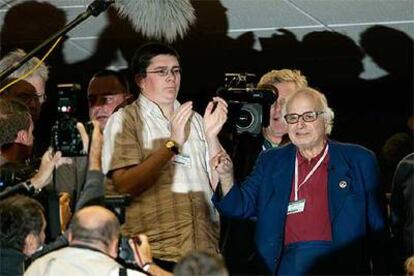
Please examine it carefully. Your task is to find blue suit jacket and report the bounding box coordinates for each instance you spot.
[213,141,388,274]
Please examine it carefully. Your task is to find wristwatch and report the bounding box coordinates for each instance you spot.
[165,140,179,155]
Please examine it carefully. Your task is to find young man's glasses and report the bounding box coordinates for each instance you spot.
[146,67,181,77]
[284,111,325,124]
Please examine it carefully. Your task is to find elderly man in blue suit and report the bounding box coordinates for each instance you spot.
[212,87,389,275]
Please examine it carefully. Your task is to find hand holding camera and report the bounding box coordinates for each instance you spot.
[31,148,72,190]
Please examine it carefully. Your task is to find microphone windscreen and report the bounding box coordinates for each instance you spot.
[113,0,196,42]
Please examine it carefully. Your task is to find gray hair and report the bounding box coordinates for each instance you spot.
[0,49,49,81]
[282,87,335,135]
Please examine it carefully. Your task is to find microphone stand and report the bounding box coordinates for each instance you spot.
[0,0,114,82]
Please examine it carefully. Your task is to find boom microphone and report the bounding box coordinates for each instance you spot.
[113,0,196,42]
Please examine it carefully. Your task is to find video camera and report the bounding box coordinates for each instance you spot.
[51,83,89,157]
[217,73,278,135]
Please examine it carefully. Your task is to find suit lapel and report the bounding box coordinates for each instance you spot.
[269,145,296,214]
[327,142,353,223]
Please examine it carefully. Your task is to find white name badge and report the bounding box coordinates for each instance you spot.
[287,199,306,215]
[172,154,191,167]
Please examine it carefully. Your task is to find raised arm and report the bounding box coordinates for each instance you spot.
[203,97,228,188]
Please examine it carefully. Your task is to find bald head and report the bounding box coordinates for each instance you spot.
[69,206,120,250]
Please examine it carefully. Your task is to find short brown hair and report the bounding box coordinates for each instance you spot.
[0,98,31,147]
[0,194,44,252]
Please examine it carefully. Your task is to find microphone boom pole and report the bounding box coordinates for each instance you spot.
[0,0,114,82]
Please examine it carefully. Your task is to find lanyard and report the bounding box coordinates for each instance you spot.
[294,144,329,201]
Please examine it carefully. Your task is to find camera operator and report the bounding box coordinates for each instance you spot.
[54,70,134,208]
[0,94,105,243]
[0,98,67,196]
[221,69,308,275]
[0,194,46,276]
[1,117,112,276]
[25,206,171,276]
[87,69,134,131]
[232,69,308,181]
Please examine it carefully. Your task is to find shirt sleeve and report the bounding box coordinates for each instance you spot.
[102,108,143,175]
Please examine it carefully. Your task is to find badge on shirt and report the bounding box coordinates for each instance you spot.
[287,199,306,215]
[172,154,191,167]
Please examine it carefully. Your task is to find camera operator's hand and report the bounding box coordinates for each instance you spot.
[170,101,193,148]
[31,148,72,189]
[129,234,172,276]
[203,97,228,140]
[211,151,234,195]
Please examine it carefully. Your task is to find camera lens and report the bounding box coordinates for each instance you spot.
[236,109,254,128]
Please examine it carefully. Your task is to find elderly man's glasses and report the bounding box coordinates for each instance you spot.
[284,111,325,124]
[146,67,181,77]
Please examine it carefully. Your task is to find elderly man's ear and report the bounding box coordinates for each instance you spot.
[108,238,119,258]
[23,233,40,256]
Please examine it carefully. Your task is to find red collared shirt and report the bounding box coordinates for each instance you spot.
[284,145,332,245]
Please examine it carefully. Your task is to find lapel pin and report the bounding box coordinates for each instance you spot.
[339,180,347,189]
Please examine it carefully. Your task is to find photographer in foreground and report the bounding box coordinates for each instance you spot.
[25,206,171,276]
[0,98,67,198]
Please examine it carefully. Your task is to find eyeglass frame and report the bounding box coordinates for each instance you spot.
[284,111,325,124]
[146,67,182,77]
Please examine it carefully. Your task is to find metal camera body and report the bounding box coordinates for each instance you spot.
[51,83,86,157]
[219,73,278,135]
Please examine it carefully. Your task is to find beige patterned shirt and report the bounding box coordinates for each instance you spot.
[102,94,219,262]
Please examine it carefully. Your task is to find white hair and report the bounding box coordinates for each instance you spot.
[0,49,49,81]
[282,87,335,135]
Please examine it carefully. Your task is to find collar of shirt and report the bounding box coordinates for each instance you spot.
[136,94,181,120]
[296,142,329,166]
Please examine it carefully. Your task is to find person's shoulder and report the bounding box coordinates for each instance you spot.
[400,152,414,163]
[117,99,140,116]
[395,152,414,171]
[26,247,65,273]
[106,101,141,128]
[330,140,376,160]
[261,142,295,160]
